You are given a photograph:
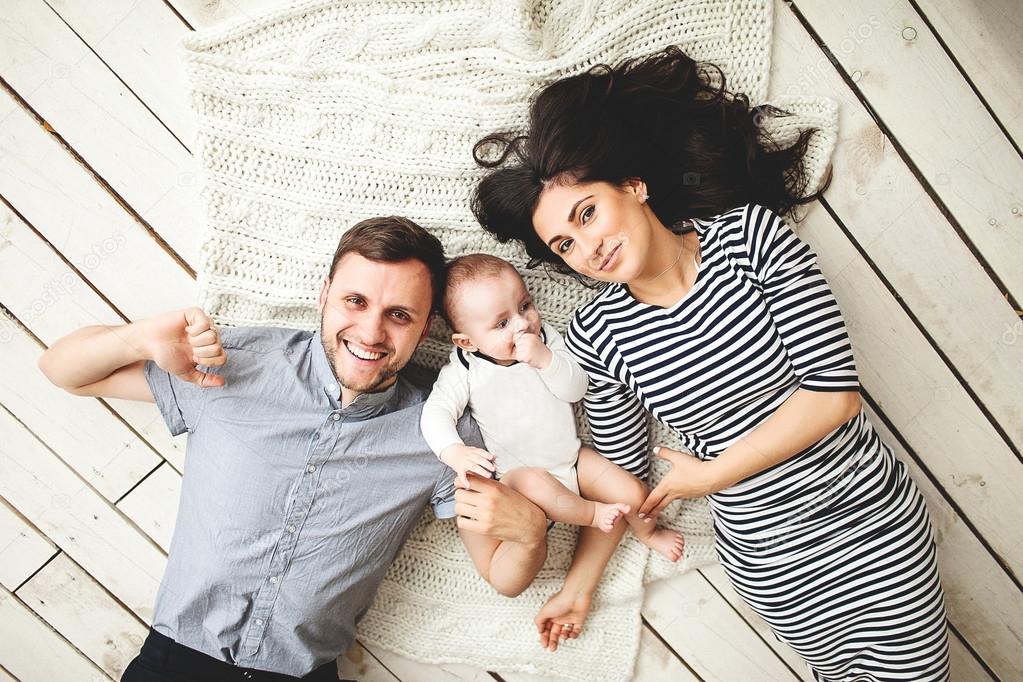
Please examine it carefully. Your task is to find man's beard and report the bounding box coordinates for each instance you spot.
[320,333,399,396]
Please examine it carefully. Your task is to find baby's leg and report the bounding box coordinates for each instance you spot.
[501,467,629,533]
[576,447,685,562]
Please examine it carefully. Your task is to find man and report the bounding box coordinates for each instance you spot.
[39,217,551,681]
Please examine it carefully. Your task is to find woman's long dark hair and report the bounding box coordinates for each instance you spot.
[471,46,827,272]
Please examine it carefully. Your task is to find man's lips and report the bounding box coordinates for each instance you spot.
[342,340,387,362]
[600,243,621,271]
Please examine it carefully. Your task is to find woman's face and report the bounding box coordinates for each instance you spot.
[532,179,655,283]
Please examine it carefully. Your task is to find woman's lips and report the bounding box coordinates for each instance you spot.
[600,244,621,271]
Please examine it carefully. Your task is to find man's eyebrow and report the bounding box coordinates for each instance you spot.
[567,195,593,223]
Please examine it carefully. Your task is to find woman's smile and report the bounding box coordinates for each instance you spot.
[599,243,622,271]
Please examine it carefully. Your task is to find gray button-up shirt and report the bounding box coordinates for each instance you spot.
[144,326,479,676]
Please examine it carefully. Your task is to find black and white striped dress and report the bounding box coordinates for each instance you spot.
[565,204,950,681]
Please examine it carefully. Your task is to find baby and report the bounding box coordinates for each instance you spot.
[420,253,685,568]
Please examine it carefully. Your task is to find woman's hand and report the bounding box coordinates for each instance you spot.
[534,589,593,652]
[637,446,717,519]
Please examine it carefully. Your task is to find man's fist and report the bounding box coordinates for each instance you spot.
[145,308,228,388]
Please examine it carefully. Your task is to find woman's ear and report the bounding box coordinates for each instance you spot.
[622,178,649,201]
[451,333,477,352]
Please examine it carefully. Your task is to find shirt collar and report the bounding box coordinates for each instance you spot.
[310,331,403,417]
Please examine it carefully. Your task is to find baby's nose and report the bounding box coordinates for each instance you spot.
[511,317,529,333]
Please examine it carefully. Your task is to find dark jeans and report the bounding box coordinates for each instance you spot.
[121,628,342,682]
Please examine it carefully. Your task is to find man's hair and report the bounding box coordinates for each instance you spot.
[442,253,520,330]
[329,216,446,313]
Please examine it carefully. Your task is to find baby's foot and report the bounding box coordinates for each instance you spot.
[591,502,630,533]
[642,527,685,562]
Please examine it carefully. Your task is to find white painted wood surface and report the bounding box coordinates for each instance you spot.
[1,0,1019,680]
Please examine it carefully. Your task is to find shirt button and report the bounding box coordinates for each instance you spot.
[287,525,296,534]
[331,412,341,421]
[254,618,264,626]
[307,465,316,473]
[327,383,338,393]
[269,576,278,584]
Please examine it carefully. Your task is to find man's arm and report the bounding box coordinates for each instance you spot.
[39,307,226,401]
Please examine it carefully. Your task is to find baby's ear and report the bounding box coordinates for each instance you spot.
[451,333,477,352]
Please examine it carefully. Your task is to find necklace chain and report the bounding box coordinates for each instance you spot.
[650,234,695,282]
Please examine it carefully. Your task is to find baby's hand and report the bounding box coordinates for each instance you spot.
[439,444,497,488]
[513,332,552,369]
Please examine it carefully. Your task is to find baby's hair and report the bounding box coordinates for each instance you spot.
[443,253,521,330]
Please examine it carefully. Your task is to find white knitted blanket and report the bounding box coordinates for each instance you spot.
[182,1,837,679]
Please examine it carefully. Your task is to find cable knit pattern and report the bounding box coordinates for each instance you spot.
[182,1,837,679]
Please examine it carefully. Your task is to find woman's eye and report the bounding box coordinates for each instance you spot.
[557,239,574,254]
[581,205,595,223]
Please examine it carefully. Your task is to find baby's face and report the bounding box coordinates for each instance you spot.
[451,269,542,364]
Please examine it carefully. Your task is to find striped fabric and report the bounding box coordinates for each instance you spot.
[565,204,950,681]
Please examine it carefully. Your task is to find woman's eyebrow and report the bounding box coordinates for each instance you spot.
[567,195,594,222]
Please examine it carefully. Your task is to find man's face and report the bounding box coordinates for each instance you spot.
[318,253,433,406]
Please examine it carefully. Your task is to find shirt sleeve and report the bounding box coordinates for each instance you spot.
[536,324,588,403]
[420,350,472,457]
[144,358,214,436]
[565,313,651,479]
[744,203,859,392]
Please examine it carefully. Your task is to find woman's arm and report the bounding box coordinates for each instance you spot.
[639,387,861,516]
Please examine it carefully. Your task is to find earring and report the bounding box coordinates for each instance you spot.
[641,194,650,202]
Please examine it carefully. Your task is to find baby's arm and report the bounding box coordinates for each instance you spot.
[534,325,588,403]
[421,354,495,487]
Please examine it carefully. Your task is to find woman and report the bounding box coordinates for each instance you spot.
[471,47,950,682]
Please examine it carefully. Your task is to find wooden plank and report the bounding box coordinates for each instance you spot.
[0,89,195,320]
[44,0,199,147]
[16,554,148,680]
[796,204,1023,574]
[0,586,111,682]
[0,320,161,502]
[169,0,285,30]
[699,565,814,681]
[771,1,1023,452]
[642,570,800,681]
[772,3,1023,567]
[915,0,1023,151]
[948,633,995,681]
[790,1,1023,303]
[864,406,1023,680]
[0,498,56,591]
[0,201,185,470]
[339,643,402,682]
[0,407,166,623]
[0,666,17,681]
[116,463,181,553]
[0,0,202,268]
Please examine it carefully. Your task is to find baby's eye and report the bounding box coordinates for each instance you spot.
[496,320,508,329]
[520,300,532,312]
[581,205,595,223]
[557,239,574,254]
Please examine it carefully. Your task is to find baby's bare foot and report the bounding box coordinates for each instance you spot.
[642,527,685,562]
[591,502,630,532]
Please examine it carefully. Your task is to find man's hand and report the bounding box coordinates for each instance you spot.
[144,308,228,388]
[454,473,547,545]
[439,443,496,488]
[512,331,552,369]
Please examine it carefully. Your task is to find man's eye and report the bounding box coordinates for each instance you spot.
[581,205,595,223]
[557,239,573,254]
[346,297,364,306]
[392,311,410,322]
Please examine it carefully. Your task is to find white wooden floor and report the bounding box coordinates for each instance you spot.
[1,1,1021,680]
